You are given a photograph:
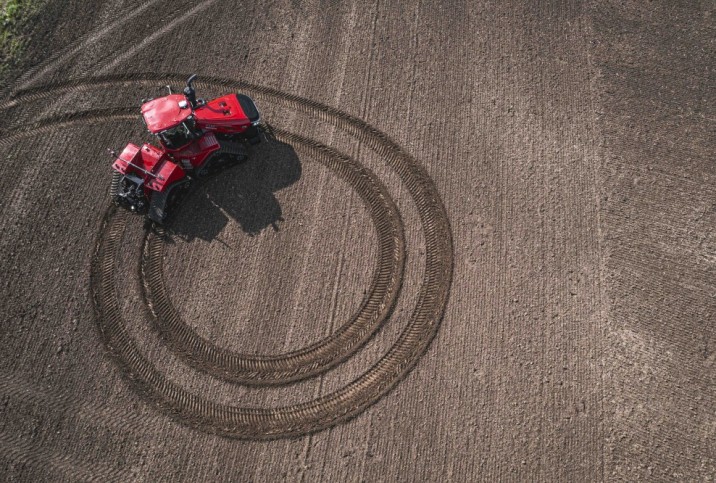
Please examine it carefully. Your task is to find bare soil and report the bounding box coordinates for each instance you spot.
[0,0,713,481]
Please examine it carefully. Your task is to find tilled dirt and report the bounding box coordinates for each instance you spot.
[1,0,714,481]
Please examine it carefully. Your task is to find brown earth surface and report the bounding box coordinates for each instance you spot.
[1,0,714,481]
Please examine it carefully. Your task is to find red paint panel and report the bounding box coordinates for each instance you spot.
[146,160,185,192]
[172,132,220,169]
[194,94,251,132]
[141,94,192,133]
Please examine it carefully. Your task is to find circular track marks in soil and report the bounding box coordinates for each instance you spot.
[143,128,406,385]
[3,75,454,439]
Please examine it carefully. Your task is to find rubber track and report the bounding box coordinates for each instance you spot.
[141,128,405,385]
[2,77,453,438]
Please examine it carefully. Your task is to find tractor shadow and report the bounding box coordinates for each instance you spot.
[166,136,301,242]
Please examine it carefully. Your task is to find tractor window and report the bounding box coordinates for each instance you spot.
[158,122,194,149]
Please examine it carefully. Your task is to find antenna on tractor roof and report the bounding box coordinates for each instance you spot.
[184,74,198,108]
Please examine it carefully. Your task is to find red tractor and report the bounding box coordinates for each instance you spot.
[109,74,263,223]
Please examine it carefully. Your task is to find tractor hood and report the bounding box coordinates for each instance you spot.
[141,94,192,133]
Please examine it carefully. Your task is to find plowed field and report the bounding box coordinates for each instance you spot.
[1,1,714,481]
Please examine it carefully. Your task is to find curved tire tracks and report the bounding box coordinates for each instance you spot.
[2,77,453,439]
[143,128,406,385]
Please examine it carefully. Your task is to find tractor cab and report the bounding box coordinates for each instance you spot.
[140,74,209,151]
[141,94,199,150]
[156,117,201,150]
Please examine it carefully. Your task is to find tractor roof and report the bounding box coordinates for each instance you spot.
[141,94,192,133]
